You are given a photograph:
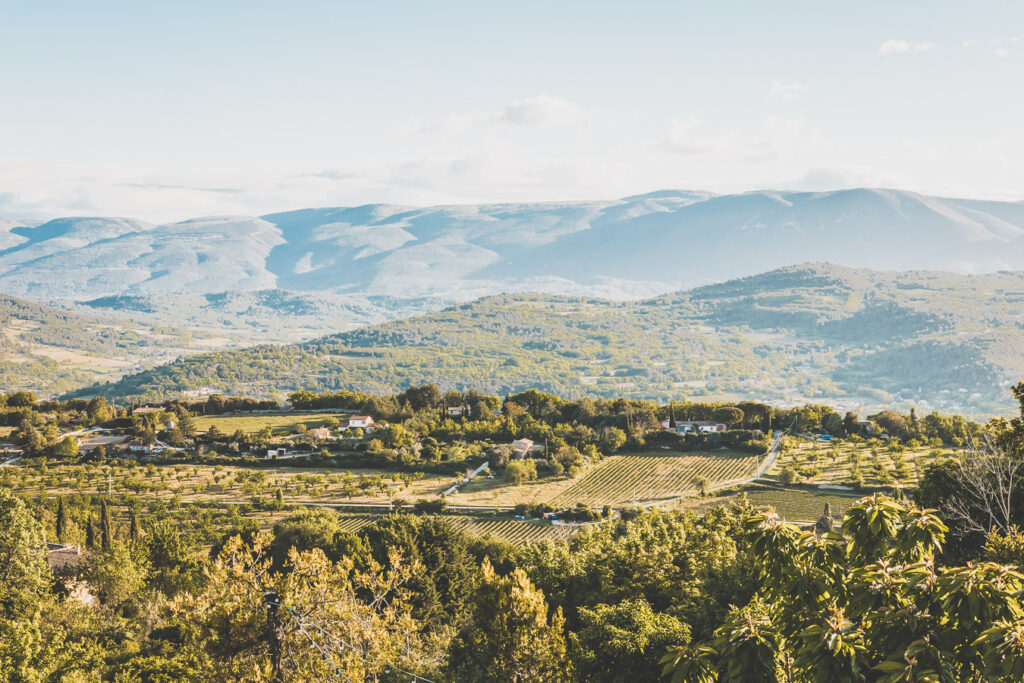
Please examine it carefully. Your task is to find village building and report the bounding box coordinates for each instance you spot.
[446,406,466,418]
[340,416,376,432]
[308,426,332,440]
[127,439,153,454]
[660,420,727,434]
[46,543,96,606]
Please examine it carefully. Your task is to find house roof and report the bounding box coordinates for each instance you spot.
[46,543,86,570]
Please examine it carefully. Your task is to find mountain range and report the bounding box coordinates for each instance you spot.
[5,188,1024,415]
[4,188,1024,313]
[73,263,1024,417]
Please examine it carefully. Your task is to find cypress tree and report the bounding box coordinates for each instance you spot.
[100,498,112,551]
[55,497,67,542]
[129,509,139,542]
[85,515,95,549]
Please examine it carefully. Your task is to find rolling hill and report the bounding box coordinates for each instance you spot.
[73,263,1024,417]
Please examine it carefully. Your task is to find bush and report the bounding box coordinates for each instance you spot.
[413,498,448,515]
[779,467,797,485]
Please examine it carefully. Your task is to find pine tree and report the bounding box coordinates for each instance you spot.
[55,496,67,542]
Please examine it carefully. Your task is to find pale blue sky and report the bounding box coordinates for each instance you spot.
[1,1,1022,221]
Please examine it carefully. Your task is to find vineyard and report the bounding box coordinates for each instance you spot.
[332,512,578,545]
[550,451,761,507]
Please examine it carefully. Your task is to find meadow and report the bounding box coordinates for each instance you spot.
[192,411,353,437]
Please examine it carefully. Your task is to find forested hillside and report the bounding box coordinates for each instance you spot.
[77,264,1024,416]
[0,294,203,395]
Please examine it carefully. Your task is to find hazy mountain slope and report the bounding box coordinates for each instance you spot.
[76,263,1024,417]
[4,189,1024,306]
[0,293,209,396]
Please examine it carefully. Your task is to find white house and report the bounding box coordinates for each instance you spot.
[660,420,727,434]
[266,447,287,459]
[345,416,375,431]
[446,406,466,418]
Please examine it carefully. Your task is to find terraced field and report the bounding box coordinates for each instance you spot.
[550,451,760,507]
[331,513,578,545]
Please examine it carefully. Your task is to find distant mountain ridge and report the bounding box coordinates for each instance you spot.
[76,263,1024,417]
[4,188,1024,306]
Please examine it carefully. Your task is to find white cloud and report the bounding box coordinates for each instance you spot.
[994,47,1010,57]
[768,81,809,99]
[962,39,978,48]
[501,95,580,126]
[878,39,935,55]
[660,116,808,161]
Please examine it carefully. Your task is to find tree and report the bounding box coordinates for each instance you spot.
[55,497,67,542]
[713,406,745,427]
[51,436,78,459]
[0,489,51,616]
[448,559,571,681]
[172,532,429,681]
[505,459,537,484]
[100,498,112,551]
[574,599,690,682]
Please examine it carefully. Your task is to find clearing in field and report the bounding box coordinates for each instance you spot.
[193,411,352,437]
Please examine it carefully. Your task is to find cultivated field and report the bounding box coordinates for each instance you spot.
[551,451,760,506]
[694,486,862,522]
[453,450,760,507]
[5,462,456,506]
[193,411,354,437]
[764,437,955,488]
[331,512,578,545]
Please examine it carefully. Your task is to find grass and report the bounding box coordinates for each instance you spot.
[193,412,351,437]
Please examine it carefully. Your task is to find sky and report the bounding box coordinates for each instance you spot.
[1,0,1023,222]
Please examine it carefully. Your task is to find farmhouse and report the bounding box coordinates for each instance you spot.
[266,447,288,459]
[446,406,466,418]
[127,439,152,454]
[660,420,727,434]
[342,416,376,432]
[308,426,332,440]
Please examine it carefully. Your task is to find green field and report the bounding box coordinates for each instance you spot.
[193,411,352,436]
